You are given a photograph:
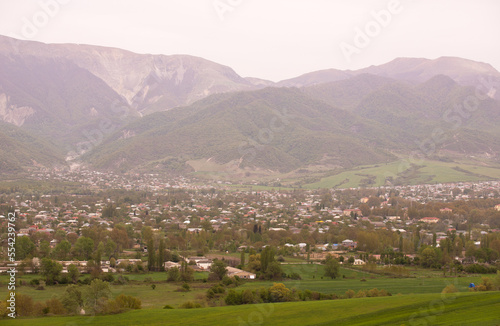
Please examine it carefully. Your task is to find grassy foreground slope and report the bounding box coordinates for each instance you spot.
[5,292,500,326]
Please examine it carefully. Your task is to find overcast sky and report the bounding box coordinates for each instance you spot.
[0,0,498,81]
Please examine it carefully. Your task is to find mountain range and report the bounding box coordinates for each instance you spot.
[1,35,500,182]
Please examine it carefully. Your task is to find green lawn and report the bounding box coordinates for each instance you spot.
[304,159,500,189]
[4,292,500,325]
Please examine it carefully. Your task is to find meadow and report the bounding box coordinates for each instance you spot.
[303,158,500,189]
[3,292,500,326]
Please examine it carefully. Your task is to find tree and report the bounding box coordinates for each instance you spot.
[209,259,227,281]
[420,247,438,268]
[265,261,283,280]
[84,279,111,314]
[180,261,194,282]
[104,238,117,257]
[147,239,155,271]
[240,251,246,267]
[73,236,94,260]
[40,258,62,285]
[39,240,51,258]
[324,255,340,279]
[347,256,355,264]
[110,227,130,252]
[15,236,35,260]
[68,264,80,283]
[269,283,293,302]
[260,246,276,273]
[158,239,165,271]
[53,240,72,260]
[142,226,153,245]
[167,267,180,282]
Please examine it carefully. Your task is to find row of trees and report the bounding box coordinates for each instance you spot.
[0,279,141,317]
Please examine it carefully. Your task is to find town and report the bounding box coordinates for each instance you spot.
[1,169,500,321]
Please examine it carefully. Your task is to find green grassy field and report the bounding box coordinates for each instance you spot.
[1,265,487,308]
[304,159,500,189]
[4,292,500,325]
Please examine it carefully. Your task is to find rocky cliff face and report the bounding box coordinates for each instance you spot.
[0,36,254,114]
[0,94,35,127]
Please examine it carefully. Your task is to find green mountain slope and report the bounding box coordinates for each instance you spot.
[85,88,400,173]
[0,121,65,175]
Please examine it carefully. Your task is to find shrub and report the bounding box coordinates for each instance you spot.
[241,289,256,304]
[222,276,233,286]
[115,294,142,309]
[103,299,122,314]
[442,284,458,294]
[476,284,488,291]
[179,301,201,309]
[15,293,34,316]
[345,289,355,298]
[167,267,180,282]
[101,274,115,283]
[163,305,174,309]
[30,279,40,286]
[464,264,497,274]
[113,275,129,285]
[355,290,367,298]
[0,301,8,317]
[45,298,67,315]
[225,289,242,305]
[479,277,494,291]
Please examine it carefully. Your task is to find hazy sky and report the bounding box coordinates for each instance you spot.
[0,0,499,81]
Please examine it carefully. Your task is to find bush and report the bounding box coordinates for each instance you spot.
[30,279,40,286]
[15,293,34,316]
[288,272,302,280]
[79,277,92,285]
[45,298,67,315]
[113,275,129,285]
[222,276,233,286]
[225,289,242,305]
[442,284,458,294]
[476,284,488,291]
[179,301,201,309]
[102,295,141,314]
[207,284,226,299]
[241,289,256,304]
[355,290,367,298]
[101,274,115,283]
[163,305,174,309]
[167,267,180,282]
[479,277,494,291]
[464,264,497,274]
[115,294,142,309]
